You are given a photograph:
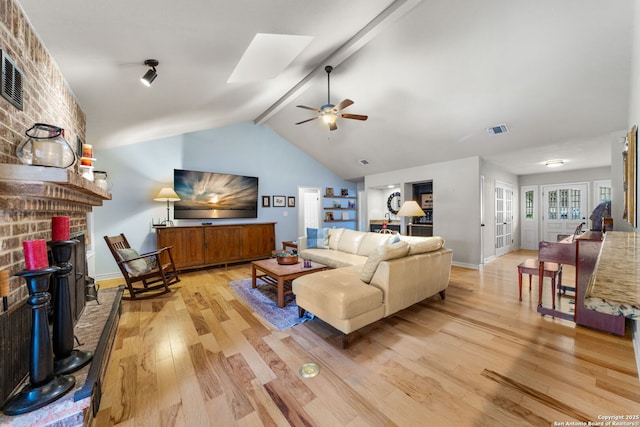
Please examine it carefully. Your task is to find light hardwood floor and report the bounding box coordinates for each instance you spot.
[93,250,640,427]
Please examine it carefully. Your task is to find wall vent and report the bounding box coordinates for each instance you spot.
[486,123,508,135]
[1,50,24,111]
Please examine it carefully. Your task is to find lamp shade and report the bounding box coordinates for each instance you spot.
[154,188,180,202]
[397,200,426,217]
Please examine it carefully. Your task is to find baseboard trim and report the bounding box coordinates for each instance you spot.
[95,272,123,282]
[452,261,482,270]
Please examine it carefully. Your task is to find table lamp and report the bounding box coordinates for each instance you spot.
[154,188,180,226]
[397,200,426,235]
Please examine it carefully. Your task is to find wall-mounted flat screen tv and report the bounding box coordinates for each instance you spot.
[173,168,258,219]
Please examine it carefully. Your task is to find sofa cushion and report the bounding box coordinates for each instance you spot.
[328,228,344,250]
[359,240,410,283]
[116,248,151,276]
[356,232,394,256]
[307,227,329,249]
[300,248,366,269]
[292,266,383,319]
[398,235,445,255]
[336,229,366,254]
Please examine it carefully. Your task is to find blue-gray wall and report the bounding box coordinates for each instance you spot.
[94,122,356,278]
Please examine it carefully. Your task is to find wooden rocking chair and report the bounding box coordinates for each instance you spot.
[104,233,180,300]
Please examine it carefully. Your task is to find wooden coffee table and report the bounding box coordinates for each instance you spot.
[251,258,327,308]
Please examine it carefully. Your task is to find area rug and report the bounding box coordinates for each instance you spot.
[228,278,312,330]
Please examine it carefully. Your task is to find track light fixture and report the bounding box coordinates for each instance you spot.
[141,59,158,86]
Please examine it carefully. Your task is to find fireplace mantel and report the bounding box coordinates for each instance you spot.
[0,163,111,208]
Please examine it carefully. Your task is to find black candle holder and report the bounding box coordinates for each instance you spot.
[48,240,93,375]
[2,267,75,416]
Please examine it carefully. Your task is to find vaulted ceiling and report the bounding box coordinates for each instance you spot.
[16,0,633,179]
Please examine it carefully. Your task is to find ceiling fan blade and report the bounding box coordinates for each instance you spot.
[329,122,338,131]
[296,105,321,112]
[341,113,368,121]
[295,117,320,125]
[334,99,354,112]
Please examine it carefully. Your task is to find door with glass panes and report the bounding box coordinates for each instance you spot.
[495,182,513,256]
[542,183,588,242]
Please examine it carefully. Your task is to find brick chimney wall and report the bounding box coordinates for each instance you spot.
[0,0,111,404]
[1,0,88,303]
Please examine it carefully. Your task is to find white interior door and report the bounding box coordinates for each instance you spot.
[520,185,538,250]
[298,187,321,238]
[495,181,513,256]
[542,183,588,241]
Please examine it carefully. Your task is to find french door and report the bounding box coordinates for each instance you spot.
[542,183,588,241]
[495,182,513,256]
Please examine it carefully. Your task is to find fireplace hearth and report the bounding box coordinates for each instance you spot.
[0,286,123,425]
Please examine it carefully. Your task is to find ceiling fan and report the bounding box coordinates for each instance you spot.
[295,65,368,131]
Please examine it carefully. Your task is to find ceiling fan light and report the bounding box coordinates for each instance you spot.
[322,113,337,125]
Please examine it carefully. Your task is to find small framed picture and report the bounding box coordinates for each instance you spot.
[262,195,270,208]
[287,196,296,207]
[273,195,286,207]
[341,188,349,196]
[421,193,433,209]
[326,187,334,196]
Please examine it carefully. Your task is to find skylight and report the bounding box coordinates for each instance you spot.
[227,33,313,83]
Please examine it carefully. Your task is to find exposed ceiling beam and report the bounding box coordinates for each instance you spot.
[253,0,423,125]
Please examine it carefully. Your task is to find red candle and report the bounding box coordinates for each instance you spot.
[22,240,49,270]
[52,216,70,241]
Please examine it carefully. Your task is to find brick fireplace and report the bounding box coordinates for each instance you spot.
[0,165,112,408]
[1,0,116,417]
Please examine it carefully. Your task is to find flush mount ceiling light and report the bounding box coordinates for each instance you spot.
[141,59,158,86]
[544,159,564,168]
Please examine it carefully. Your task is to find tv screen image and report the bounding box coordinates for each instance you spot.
[173,169,258,219]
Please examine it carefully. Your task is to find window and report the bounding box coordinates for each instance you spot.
[548,190,557,220]
[598,186,611,203]
[525,190,534,218]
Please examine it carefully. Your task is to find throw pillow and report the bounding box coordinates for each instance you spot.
[359,240,409,284]
[306,227,329,249]
[116,248,151,276]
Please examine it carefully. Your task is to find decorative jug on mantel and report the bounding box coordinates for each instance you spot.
[16,123,76,168]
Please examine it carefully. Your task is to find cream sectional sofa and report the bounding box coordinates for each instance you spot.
[293,228,453,347]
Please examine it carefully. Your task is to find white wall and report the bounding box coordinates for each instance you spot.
[93,122,357,279]
[367,186,401,223]
[480,160,520,260]
[622,0,640,232]
[365,156,481,268]
[520,164,620,231]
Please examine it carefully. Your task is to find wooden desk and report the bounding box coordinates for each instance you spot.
[535,233,625,335]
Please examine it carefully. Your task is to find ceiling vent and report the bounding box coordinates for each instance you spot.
[1,50,24,111]
[358,159,369,165]
[486,124,508,135]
